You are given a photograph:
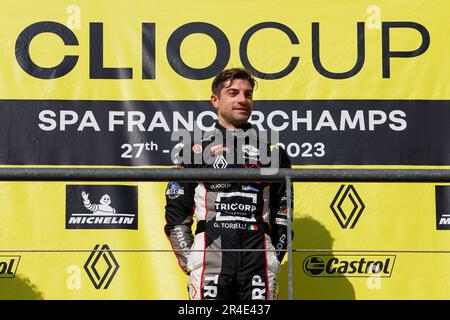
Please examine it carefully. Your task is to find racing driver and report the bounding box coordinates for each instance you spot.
[164,68,293,300]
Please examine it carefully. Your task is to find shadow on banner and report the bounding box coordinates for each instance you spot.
[0,274,44,300]
[278,216,355,300]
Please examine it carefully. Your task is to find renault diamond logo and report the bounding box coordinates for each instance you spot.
[84,244,119,289]
[213,155,228,169]
[330,185,365,229]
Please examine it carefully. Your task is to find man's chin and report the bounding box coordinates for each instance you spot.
[233,115,250,123]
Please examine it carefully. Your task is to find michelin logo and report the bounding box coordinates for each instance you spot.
[66,185,138,230]
[435,186,450,230]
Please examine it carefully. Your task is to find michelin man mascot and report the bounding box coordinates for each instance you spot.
[81,191,116,214]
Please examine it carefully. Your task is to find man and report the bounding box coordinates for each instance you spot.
[164,68,293,300]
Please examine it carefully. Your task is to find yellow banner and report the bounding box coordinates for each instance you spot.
[0,0,449,300]
[1,182,449,299]
[0,0,448,100]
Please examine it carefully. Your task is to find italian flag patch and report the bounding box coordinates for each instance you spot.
[247,225,258,231]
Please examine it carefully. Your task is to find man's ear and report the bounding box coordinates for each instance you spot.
[211,94,219,110]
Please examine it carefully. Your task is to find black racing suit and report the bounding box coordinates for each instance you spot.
[164,122,293,300]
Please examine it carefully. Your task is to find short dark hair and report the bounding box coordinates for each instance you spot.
[211,68,257,96]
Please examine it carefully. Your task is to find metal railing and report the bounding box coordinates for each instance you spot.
[2,167,450,300]
[3,167,450,182]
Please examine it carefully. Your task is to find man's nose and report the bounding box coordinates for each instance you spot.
[237,92,248,104]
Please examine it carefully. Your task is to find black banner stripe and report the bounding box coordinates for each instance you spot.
[0,99,448,166]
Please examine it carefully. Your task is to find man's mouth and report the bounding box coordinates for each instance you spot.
[233,107,249,113]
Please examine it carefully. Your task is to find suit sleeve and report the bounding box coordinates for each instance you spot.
[269,147,294,263]
[164,163,196,274]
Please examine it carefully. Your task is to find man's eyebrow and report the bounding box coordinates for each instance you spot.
[225,88,239,92]
[225,88,253,94]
